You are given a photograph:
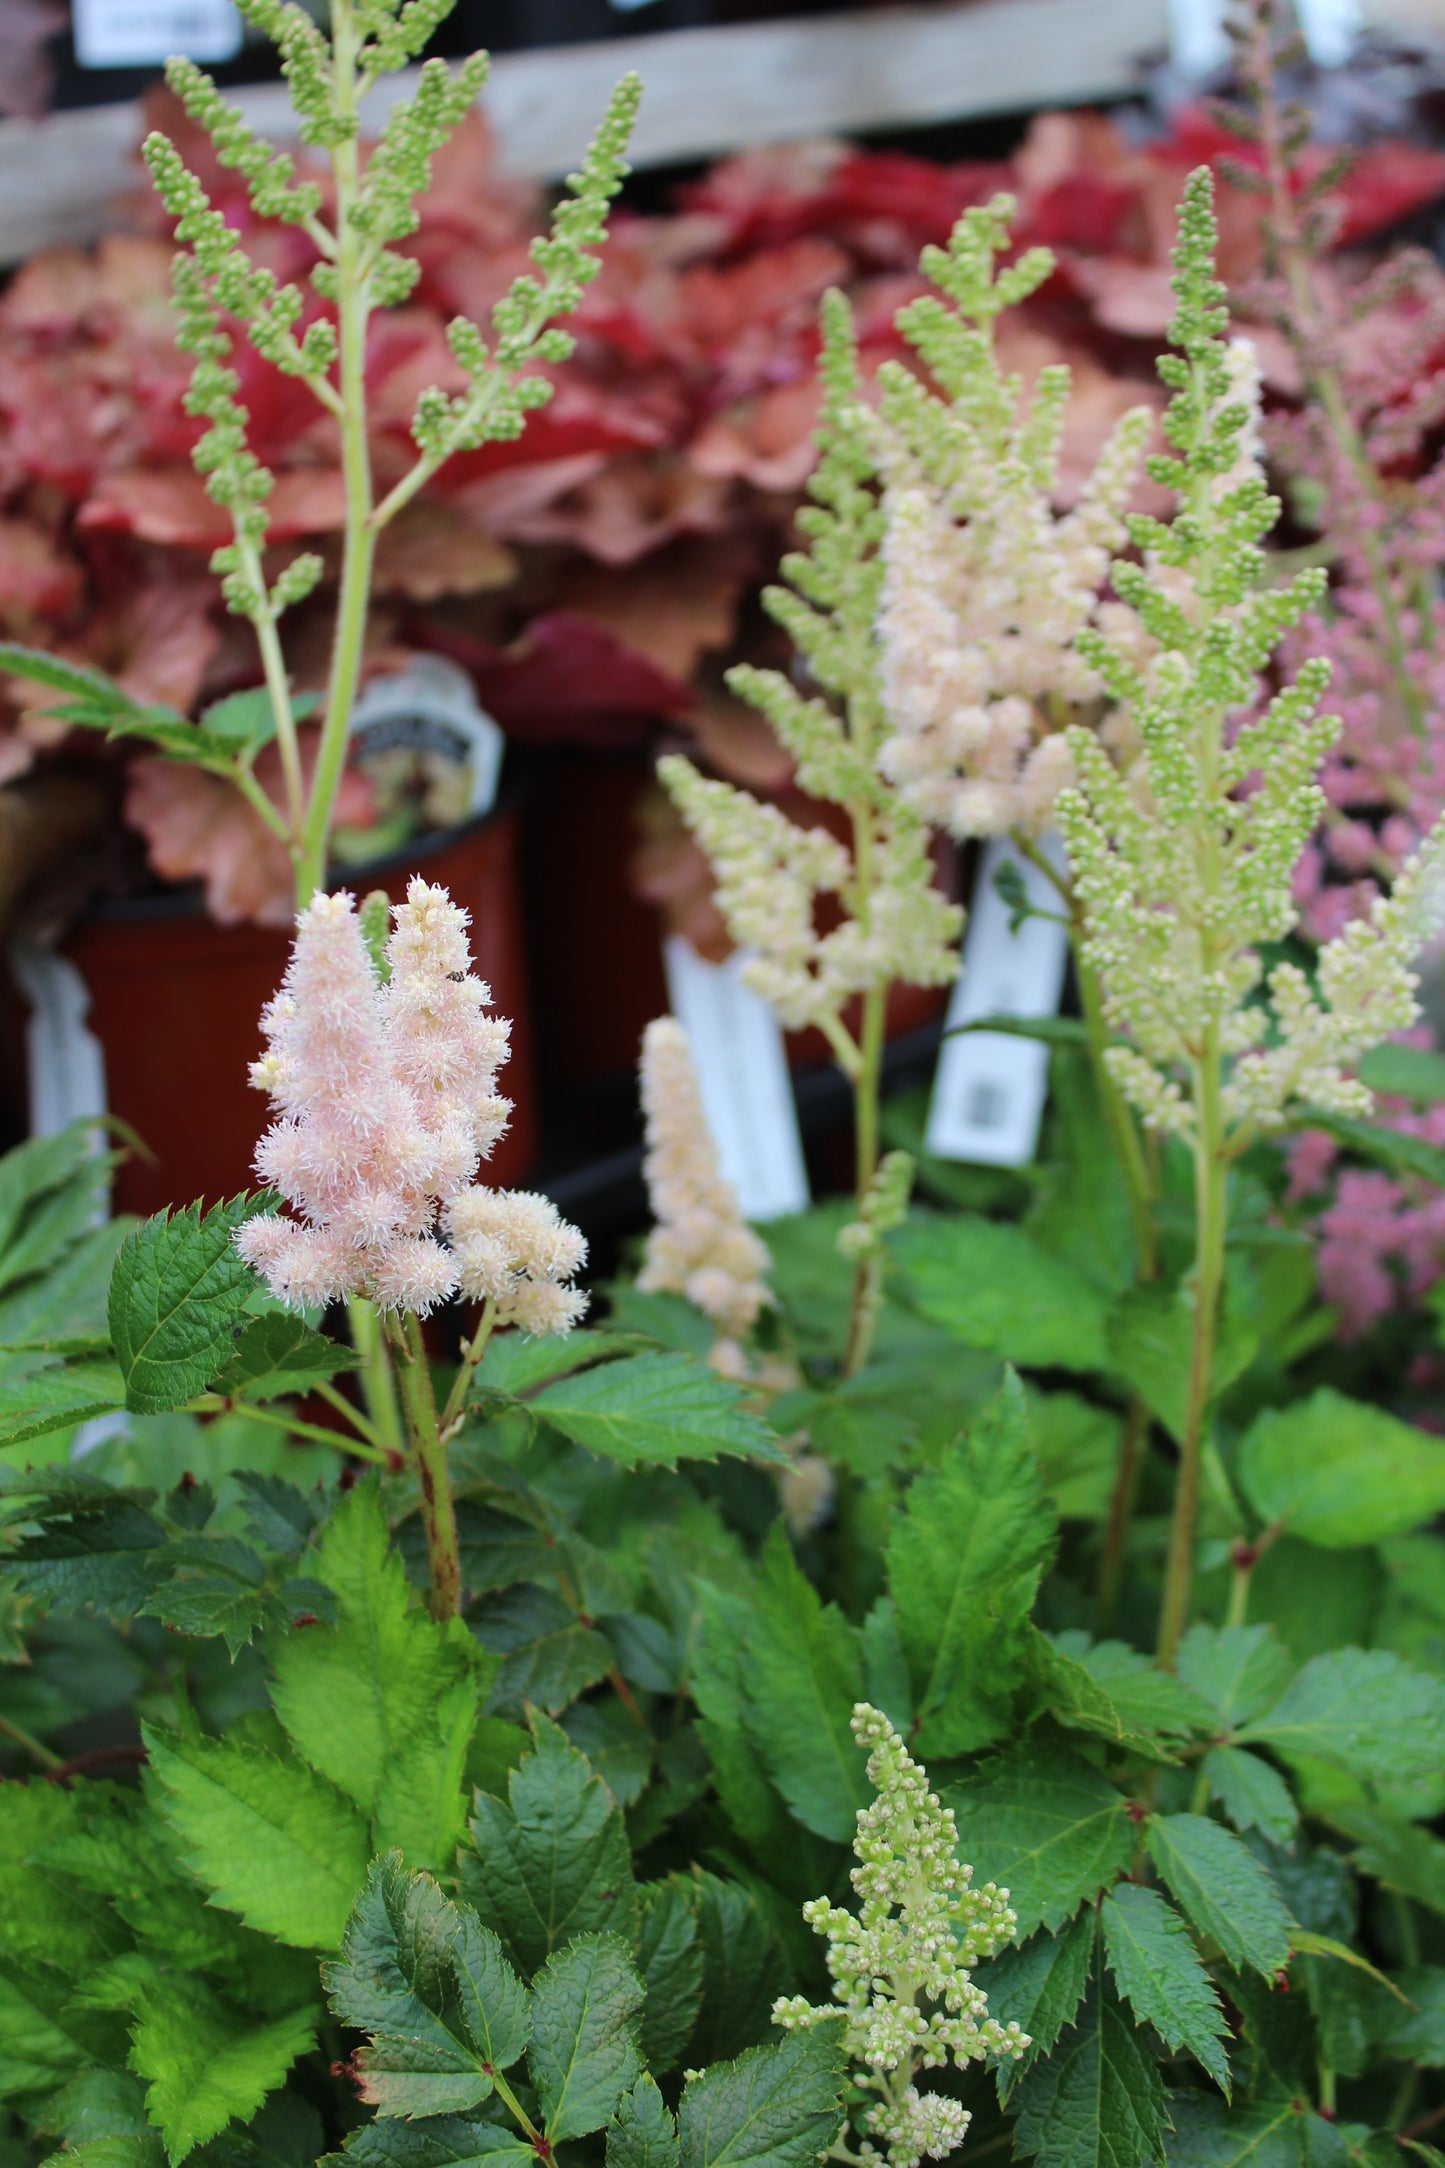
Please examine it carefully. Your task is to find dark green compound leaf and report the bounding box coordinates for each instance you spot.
[1176,1625,1294,1731]
[1099,1884,1230,2091]
[608,2076,680,2168]
[1239,1648,1445,1788]
[139,1535,270,1655]
[1164,2090,1347,2168]
[1331,1805,1445,1918]
[1202,1747,1298,1847]
[531,1352,783,1470]
[0,1468,165,1615]
[527,1931,643,2143]
[739,1525,869,1843]
[144,1722,371,1953]
[210,1313,354,1402]
[946,1747,1136,1938]
[324,2116,532,2168]
[109,1196,276,1414]
[1363,1966,1445,2065]
[1053,1638,1217,1744]
[973,1912,1094,2098]
[1010,1973,1169,2168]
[1145,1816,1292,1980]
[470,1583,614,1721]
[323,1856,530,2119]
[233,1471,317,1558]
[1024,1632,1182,1765]
[686,1873,790,2066]
[887,1372,1056,1758]
[676,2021,845,2168]
[636,1879,703,2075]
[473,1329,638,1403]
[458,1714,637,1981]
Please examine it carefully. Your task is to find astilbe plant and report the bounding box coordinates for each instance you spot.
[1057,166,1445,1660]
[774,1705,1027,2168]
[661,294,963,1375]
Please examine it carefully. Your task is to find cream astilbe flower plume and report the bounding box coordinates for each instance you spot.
[237,879,517,1314]
[637,1017,772,1338]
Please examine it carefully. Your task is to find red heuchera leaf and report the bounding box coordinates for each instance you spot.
[421,611,697,747]
[557,538,753,683]
[78,466,347,546]
[506,456,731,565]
[126,732,374,925]
[688,378,823,492]
[0,517,84,631]
[0,0,64,119]
[371,500,515,600]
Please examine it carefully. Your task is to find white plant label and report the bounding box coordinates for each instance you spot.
[73,0,241,66]
[925,835,1070,1167]
[663,935,809,1223]
[10,943,109,1150]
[349,656,505,819]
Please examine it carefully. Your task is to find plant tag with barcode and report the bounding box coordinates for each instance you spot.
[925,836,1069,1167]
[73,0,241,66]
[663,935,809,1223]
[349,655,504,821]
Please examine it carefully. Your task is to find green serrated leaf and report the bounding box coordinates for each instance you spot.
[1106,1283,1255,1444]
[471,1583,614,1721]
[527,1931,643,2143]
[973,1913,1094,2096]
[686,1874,789,2068]
[459,1714,637,1980]
[1238,1390,1445,1548]
[737,1527,868,1843]
[322,2115,531,2168]
[676,2020,845,2168]
[1145,1815,1291,1979]
[1010,1972,1168,2168]
[608,2075,680,2168]
[211,1314,353,1402]
[887,1373,1056,1758]
[636,1880,703,2076]
[1202,1747,1298,1846]
[946,1748,1135,1938]
[474,1331,637,1402]
[144,1721,371,1951]
[891,1216,1109,1372]
[1024,1633,1181,1765]
[1164,2089,1346,2168]
[1100,1884,1230,2091]
[323,1855,530,2119]
[1240,1648,1445,1787]
[271,1481,480,1870]
[128,1983,314,2163]
[531,1353,783,1470]
[1176,1625,1294,1729]
[110,1198,273,1414]
[0,1354,126,1448]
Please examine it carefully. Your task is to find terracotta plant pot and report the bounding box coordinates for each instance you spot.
[55,798,537,1220]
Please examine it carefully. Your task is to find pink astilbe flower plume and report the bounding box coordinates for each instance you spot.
[236,879,514,1314]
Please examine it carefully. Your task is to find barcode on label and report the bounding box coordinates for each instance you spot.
[925,835,1071,1167]
[964,1079,1009,1132]
[73,0,241,65]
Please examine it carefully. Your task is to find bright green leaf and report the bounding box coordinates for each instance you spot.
[676,2021,845,2168]
[144,1721,371,1951]
[128,1984,314,2163]
[892,1217,1109,1372]
[887,1373,1056,1758]
[973,1913,1094,2097]
[1176,1625,1294,1730]
[1238,1390,1445,1548]
[737,1528,868,1843]
[1010,1973,1168,2168]
[1240,1648,1445,1787]
[1202,1747,1298,1846]
[532,1353,782,1470]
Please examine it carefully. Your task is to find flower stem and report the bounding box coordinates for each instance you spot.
[395,1310,462,1622]
[1158,1042,1227,1667]
[0,1709,63,1772]
[439,1297,497,1439]
[348,1294,405,1457]
[842,982,887,1379]
[295,0,374,906]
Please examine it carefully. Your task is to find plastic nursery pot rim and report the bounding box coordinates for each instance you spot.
[78,779,531,927]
